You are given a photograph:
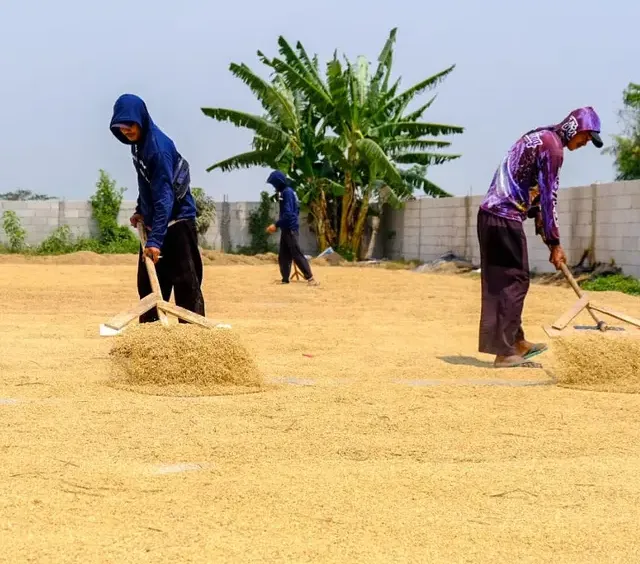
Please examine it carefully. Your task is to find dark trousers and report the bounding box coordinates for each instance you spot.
[279,228,313,282]
[137,219,205,323]
[477,208,530,356]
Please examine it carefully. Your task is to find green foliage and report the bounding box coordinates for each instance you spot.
[581,273,640,296]
[192,187,217,237]
[89,169,138,249]
[1,210,27,252]
[0,170,141,256]
[37,225,75,254]
[28,224,138,256]
[201,28,463,257]
[0,189,54,201]
[235,191,278,255]
[36,225,87,255]
[604,82,640,181]
[334,245,356,262]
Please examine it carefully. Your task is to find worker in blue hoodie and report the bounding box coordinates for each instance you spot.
[265,171,318,285]
[109,93,205,323]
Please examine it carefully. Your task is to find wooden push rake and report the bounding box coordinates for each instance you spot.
[291,263,303,281]
[543,262,640,338]
[99,224,223,336]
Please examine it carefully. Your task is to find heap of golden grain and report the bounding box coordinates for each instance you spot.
[108,323,265,396]
[552,332,640,393]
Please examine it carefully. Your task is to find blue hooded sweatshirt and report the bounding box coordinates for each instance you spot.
[109,94,197,249]
[267,170,299,231]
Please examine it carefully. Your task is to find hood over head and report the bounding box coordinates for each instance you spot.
[266,170,290,192]
[527,106,603,148]
[110,94,153,144]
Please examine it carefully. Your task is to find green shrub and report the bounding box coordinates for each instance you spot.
[89,169,138,249]
[581,273,640,296]
[36,225,78,254]
[235,191,277,255]
[33,224,139,255]
[1,210,27,252]
[192,187,217,240]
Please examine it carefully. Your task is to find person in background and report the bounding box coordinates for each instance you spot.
[477,106,603,368]
[109,93,205,322]
[265,170,318,286]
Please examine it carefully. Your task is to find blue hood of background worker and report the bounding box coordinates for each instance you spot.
[267,170,299,231]
[109,94,196,249]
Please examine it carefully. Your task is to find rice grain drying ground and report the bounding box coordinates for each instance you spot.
[2,255,640,563]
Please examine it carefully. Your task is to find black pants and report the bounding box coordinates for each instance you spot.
[477,208,530,356]
[279,228,313,282]
[137,219,205,323]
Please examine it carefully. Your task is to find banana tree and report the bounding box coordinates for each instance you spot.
[201,64,340,250]
[262,29,464,257]
[202,28,464,258]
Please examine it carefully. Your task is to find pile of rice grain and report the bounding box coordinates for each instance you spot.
[552,332,640,393]
[108,322,265,396]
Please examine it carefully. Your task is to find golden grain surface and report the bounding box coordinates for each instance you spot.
[2,255,640,563]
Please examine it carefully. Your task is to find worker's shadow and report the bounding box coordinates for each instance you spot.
[437,355,494,368]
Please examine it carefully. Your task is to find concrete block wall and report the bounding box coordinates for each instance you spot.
[205,201,316,254]
[0,200,65,245]
[386,180,640,278]
[2,179,640,275]
[0,198,318,255]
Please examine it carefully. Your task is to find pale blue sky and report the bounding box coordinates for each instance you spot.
[1,0,637,201]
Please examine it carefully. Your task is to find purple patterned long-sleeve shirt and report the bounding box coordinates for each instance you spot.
[480,106,601,246]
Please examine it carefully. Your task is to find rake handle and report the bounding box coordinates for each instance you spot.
[137,223,169,325]
[558,262,606,330]
[559,262,584,297]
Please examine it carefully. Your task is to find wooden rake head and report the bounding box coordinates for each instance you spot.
[99,223,227,336]
[542,263,640,338]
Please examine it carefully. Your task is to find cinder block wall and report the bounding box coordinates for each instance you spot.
[0,199,318,256]
[0,200,68,244]
[2,180,640,276]
[386,180,640,277]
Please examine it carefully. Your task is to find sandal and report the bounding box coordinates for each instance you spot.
[494,355,543,369]
[523,343,548,360]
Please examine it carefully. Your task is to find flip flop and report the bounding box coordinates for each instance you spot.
[494,358,543,369]
[523,343,548,360]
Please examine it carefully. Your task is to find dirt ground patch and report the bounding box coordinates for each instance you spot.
[2,263,640,563]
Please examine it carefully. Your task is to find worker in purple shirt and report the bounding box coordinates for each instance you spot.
[477,107,603,368]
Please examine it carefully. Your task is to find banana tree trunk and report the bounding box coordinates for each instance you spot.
[338,173,354,250]
[339,146,358,251]
[351,191,371,259]
[309,190,334,252]
[365,214,381,260]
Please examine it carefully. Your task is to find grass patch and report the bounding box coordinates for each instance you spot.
[581,273,640,296]
[379,258,421,270]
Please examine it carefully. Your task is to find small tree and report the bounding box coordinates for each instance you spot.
[235,191,277,255]
[248,191,278,254]
[1,210,27,252]
[604,82,640,181]
[192,187,217,243]
[89,169,138,247]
